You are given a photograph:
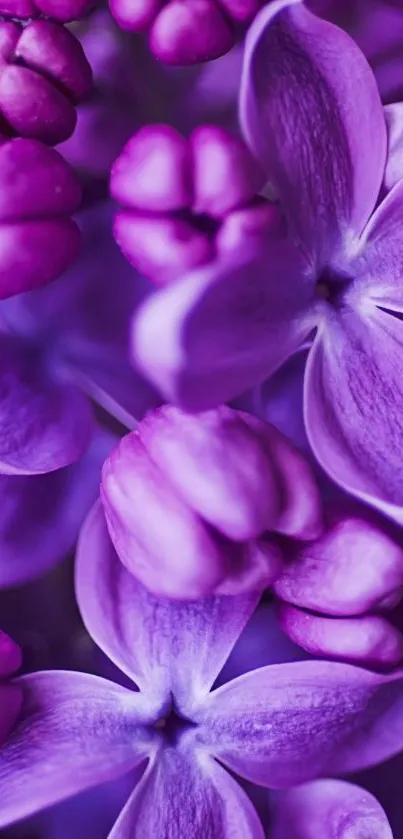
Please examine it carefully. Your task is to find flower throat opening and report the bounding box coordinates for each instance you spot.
[153,706,196,746]
[315,267,352,305]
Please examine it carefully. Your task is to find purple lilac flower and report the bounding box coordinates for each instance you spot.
[111,123,278,283]
[0,137,82,297]
[0,628,21,745]
[0,19,92,145]
[100,404,322,597]
[109,0,263,65]
[133,0,403,524]
[0,504,402,837]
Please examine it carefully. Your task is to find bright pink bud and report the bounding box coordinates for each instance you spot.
[0,0,95,21]
[0,20,92,145]
[111,124,268,284]
[101,405,322,598]
[275,500,403,616]
[110,0,238,64]
[277,603,403,670]
[0,628,21,677]
[0,138,82,297]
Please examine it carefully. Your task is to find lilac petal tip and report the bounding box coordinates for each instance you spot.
[271,779,393,839]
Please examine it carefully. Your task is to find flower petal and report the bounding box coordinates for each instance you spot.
[133,235,314,411]
[193,660,403,787]
[108,746,264,839]
[75,502,260,714]
[0,332,94,475]
[270,779,393,839]
[0,671,158,828]
[240,0,386,261]
[384,103,403,192]
[305,305,403,521]
[0,429,114,588]
[350,178,403,311]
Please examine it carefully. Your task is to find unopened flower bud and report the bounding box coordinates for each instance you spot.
[277,602,403,670]
[111,124,274,283]
[0,20,92,145]
[0,138,82,297]
[275,500,403,616]
[0,0,95,22]
[101,405,322,598]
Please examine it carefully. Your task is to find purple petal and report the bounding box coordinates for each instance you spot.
[350,178,403,311]
[133,235,315,410]
[0,671,158,828]
[75,502,260,715]
[240,0,386,261]
[305,306,403,520]
[108,746,264,839]
[0,429,114,588]
[271,779,393,839]
[0,332,93,475]
[384,103,403,192]
[193,660,403,787]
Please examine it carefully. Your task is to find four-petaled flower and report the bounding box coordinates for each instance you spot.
[0,501,403,836]
[133,0,403,523]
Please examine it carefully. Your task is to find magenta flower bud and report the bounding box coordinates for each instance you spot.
[111,124,267,284]
[0,629,22,745]
[0,0,95,21]
[0,138,82,297]
[109,0,238,64]
[0,20,92,145]
[274,501,403,617]
[100,405,322,598]
[277,603,403,671]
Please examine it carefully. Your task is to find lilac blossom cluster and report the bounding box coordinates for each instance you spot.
[2,0,403,837]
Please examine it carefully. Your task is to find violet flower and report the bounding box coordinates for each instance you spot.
[0,19,92,145]
[0,504,403,837]
[100,404,322,597]
[0,137,82,298]
[111,123,276,283]
[133,0,403,522]
[110,0,261,65]
[0,628,22,745]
